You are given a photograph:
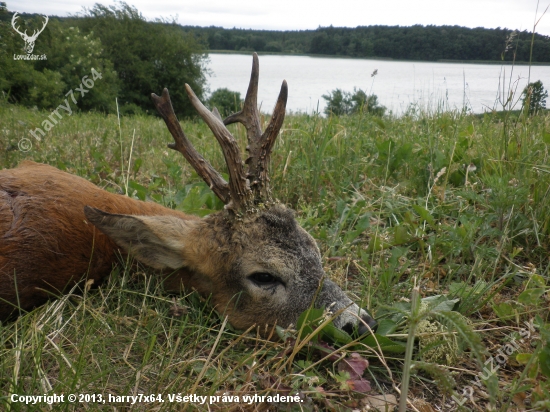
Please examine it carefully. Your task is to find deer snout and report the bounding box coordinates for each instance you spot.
[357,308,378,335]
[340,307,377,336]
[316,278,377,335]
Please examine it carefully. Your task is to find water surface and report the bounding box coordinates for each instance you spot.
[206,53,550,115]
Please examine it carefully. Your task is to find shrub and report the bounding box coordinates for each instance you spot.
[75,2,208,117]
[207,88,243,117]
[0,4,118,111]
[522,80,548,115]
[322,87,385,116]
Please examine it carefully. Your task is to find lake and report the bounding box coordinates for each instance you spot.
[206,53,550,115]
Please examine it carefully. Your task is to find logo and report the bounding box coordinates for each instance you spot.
[11,12,48,58]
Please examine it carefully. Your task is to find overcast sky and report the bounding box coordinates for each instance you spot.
[7,0,550,36]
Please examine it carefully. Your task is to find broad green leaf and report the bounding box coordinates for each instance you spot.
[529,274,546,289]
[393,224,410,245]
[374,319,397,336]
[422,295,460,312]
[518,289,545,305]
[132,157,143,174]
[367,234,391,253]
[320,322,353,345]
[344,215,370,244]
[412,205,435,226]
[515,353,532,364]
[296,308,325,341]
[492,302,515,320]
[127,180,148,201]
[361,334,406,353]
[539,344,550,378]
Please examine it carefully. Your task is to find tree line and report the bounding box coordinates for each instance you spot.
[184,24,549,63]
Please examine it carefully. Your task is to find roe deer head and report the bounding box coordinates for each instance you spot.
[0,54,376,335]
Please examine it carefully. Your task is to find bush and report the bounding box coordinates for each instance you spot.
[37,21,120,112]
[0,7,66,108]
[322,87,385,116]
[522,80,548,115]
[207,88,243,117]
[0,4,118,111]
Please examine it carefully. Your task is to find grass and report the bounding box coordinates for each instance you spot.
[0,100,549,411]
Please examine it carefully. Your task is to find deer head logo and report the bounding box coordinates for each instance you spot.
[11,12,49,54]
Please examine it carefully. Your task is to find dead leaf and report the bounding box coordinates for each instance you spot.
[338,353,371,393]
[348,378,371,392]
[511,392,526,409]
[412,398,436,412]
[338,352,369,380]
[362,394,397,411]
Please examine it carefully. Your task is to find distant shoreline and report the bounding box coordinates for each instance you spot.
[208,50,550,66]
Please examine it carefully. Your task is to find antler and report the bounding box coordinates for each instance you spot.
[151,53,287,214]
[224,53,288,203]
[152,87,253,213]
[183,84,253,212]
[151,89,231,205]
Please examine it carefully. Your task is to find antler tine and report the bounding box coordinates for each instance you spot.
[223,53,263,143]
[151,88,230,204]
[223,54,288,203]
[184,84,253,212]
[211,106,223,122]
[254,80,288,200]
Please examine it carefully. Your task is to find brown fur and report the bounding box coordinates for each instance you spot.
[0,161,193,318]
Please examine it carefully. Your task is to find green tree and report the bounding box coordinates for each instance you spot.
[207,88,243,117]
[172,25,550,62]
[37,20,119,112]
[76,2,208,117]
[0,9,66,108]
[0,5,118,111]
[264,41,282,52]
[522,80,548,115]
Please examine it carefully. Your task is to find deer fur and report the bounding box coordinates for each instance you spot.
[0,54,376,335]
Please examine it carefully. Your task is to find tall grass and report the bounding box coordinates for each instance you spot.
[1,100,549,410]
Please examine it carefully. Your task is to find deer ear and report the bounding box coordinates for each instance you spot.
[84,206,194,270]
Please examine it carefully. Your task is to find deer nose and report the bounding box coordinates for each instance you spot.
[357,311,378,335]
[341,308,377,336]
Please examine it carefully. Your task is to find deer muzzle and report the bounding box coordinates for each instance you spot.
[316,278,377,335]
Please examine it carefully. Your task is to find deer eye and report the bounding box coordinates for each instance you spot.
[249,272,279,286]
